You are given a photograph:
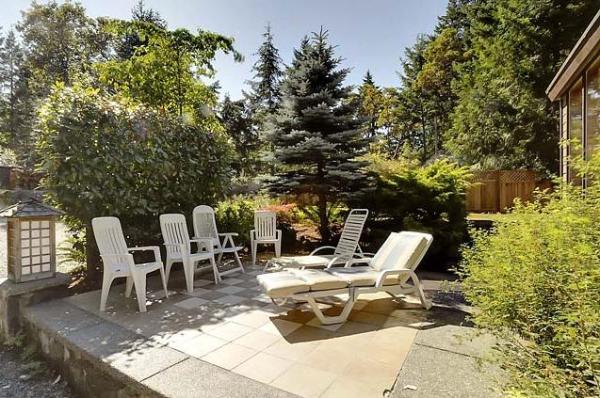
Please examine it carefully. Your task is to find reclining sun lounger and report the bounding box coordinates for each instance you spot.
[257,231,433,325]
[263,209,369,271]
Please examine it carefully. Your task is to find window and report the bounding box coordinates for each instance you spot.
[569,80,583,186]
[586,60,600,160]
[20,220,52,276]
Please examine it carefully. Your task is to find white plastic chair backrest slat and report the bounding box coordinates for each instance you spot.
[160,214,191,255]
[254,211,277,240]
[193,205,219,246]
[92,217,128,255]
[370,231,432,272]
[333,209,369,256]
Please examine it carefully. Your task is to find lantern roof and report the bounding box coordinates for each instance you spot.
[0,199,63,218]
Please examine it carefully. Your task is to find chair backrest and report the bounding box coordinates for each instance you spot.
[334,209,369,256]
[254,210,277,240]
[192,205,219,247]
[92,216,128,256]
[160,213,191,256]
[370,231,433,272]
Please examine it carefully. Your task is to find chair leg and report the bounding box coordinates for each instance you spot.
[100,273,114,312]
[251,240,257,266]
[165,259,174,286]
[217,252,224,265]
[275,240,281,258]
[125,276,134,298]
[183,259,194,294]
[414,280,432,310]
[132,273,148,312]
[210,256,222,284]
[159,266,169,298]
[233,250,245,273]
[305,291,356,325]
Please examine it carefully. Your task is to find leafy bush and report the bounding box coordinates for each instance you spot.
[355,153,471,268]
[214,195,298,251]
[37,84,234,278]
[459,186,600,397]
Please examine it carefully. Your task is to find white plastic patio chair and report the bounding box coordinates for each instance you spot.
[251,210,281,266]
[192,205,245,278]
[160,213,219,293]
[257,231,433,325]
[92,216,168,313]
[264,208,369,271]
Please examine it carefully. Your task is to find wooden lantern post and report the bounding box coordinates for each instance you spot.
[0,200,62,283]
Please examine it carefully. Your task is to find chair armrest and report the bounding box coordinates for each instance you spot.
[128,246,161,263]
[375,269,417,288]
[355,252,376,258]
[325,255,353,268]
[344,257,373,267]
[310,246,336,255]
[189,238,214,253]
[219,232,239,237]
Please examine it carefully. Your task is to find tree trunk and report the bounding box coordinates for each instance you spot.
[317,193,331,243]
[85,223,101,284]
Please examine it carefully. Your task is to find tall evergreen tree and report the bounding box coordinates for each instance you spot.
[219,94,258,177]
[267,29,368,241]
[357,70,383,138]
[448,0,598,171]
[0,29,35,175]
[245,24,282,116]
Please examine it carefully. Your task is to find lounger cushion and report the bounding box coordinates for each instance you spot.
[326,266,399,286]
[270,255,343,269]
[256,272,310,298]
[288,269,348,291]
[371,233,428,272]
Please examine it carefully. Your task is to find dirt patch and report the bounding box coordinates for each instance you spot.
[0,343,73,398]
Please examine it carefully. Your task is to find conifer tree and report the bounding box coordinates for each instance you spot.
[245,24,282,117]
[267,29,368,242]
[357,70,383,138]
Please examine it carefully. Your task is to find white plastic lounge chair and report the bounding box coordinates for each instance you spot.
[257,231,433,325]
[92,216,168,313]
[160,213,219,293]
[192,205,245,277]
[264,208,369,271]
[251,210,281,266]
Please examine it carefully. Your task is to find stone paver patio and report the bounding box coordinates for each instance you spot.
[22,264,502,398]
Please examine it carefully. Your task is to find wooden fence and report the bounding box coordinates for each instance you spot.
[466,170,551,213]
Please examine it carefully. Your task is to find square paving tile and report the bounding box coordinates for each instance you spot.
[193,279,214,287]
[107,345,187,381]
[216,285,246,294]
[195,290,227,301]
[220,277,244,285]
[171,333,228,358]
[234,329,281,351]
[259,319,302,337]
[213,295,247,306]
[321,376,383,398]
[205,322,253,341]
[271,363,337,398]
[232,352,294,384]
[201,342,257,370]
[340,356,400,391]
[174,297,210,310]
[228,309,273,328]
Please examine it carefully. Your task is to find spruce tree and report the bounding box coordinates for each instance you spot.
[357,70,383,138]
[245,24,282,116]
[267,29,368,242]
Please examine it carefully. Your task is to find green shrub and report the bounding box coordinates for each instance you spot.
[459,186,600,397]
[355,153,471,268]
[37,84,234,278]
[214,195,298,251]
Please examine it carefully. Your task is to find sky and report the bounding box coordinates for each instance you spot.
[0,0,448,99]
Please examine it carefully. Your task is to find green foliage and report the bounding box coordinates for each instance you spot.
[448,0,598,171]
[459,184,600,397]
[36,84,233,272]
[266,29,369,242]
[214,196,264,247]
[96,17,241,119]
[357,152,471,266]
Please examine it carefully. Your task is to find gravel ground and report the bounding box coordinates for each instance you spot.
[0,344,73,398]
